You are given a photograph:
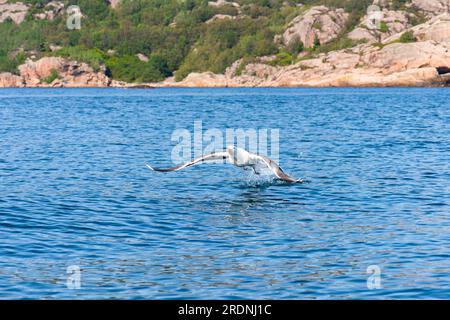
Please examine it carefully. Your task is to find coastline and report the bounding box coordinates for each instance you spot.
[1,82,449,88]
[2,68,449,89]
[1,83,449,88]
[2,39,450,89]
[2,4,450,90]
[3,16,450,90]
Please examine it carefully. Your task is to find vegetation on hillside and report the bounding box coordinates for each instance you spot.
[0,0,429,82]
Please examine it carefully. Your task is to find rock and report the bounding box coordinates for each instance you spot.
[33,1,64,21]
[373,0,390,6]
[225,59,243,77]
[172,40,450,87]
[348,28,376,42]
[208,0,241,15]
[414,14,450,42]
[422,20,450,41]
[383,13,450,43]
[349,9,411,43]
[59,62,111,87]
[280,67,442,87]
[111,82,155,89]
[110,79,127,87]
[208,0,240,9]
[383,10,411,33]
[15,57,111,87]
[326,51,361,70]
[175,72,229,87]
[49,44,63,52]
[411,0,450,16]
[18,57,65,85]
[241,63,278,80]
[206,14,236,24]
[280,6,349,48]
[0,1,30,24]
[136,53,149,62]
[0,72,24,87]
[224,56,278,78]
[363,42,450,73]
[108,0,121,9]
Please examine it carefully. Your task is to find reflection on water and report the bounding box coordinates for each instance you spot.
[226,187,268,214]
[0,88,449,299]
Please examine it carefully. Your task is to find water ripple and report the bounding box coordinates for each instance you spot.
[0,88,449,299]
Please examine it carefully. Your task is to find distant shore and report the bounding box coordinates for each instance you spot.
[2,40,450,89]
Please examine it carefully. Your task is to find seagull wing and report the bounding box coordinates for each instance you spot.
[255,155,302,183]
[146,152,229,172]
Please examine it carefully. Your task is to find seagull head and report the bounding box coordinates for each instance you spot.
[226,145,235,156]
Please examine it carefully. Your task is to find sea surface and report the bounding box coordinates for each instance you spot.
[0,88,449,299]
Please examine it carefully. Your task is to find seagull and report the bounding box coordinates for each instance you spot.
[146,145,303,183]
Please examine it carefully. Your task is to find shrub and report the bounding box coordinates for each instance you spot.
[268,52,294,66]
[105,55,168,83]
[286,37,304,56]
[0,52,26,74]
[42,69,59,84]
[148,55,172,78]
[399,31,417,43]
[313,34,321,48]
[379,21,389,33]
[76,0,110,21]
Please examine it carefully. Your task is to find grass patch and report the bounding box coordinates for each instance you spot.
[267,52,294,66]
[42,68,59,84]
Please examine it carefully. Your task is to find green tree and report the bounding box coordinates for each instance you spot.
[313,34,321,48]
[287,37,304,56]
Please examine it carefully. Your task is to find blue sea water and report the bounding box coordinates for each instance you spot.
[0,87,449,299]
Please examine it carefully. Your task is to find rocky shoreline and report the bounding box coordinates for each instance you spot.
[2,9,450,89]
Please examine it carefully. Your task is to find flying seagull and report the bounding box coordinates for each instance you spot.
[146,146,303,183]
